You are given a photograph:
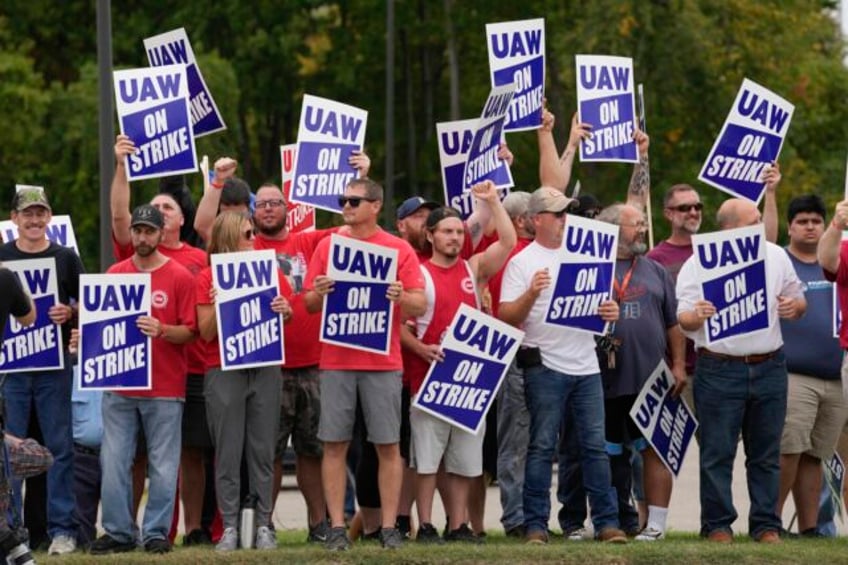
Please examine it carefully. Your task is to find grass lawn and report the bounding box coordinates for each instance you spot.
[30,530,848,564]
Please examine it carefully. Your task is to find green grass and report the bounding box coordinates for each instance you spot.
[32,530,848,564]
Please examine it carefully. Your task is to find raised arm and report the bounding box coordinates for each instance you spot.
[469,181,516,283]
[819,200,848,273]
[761,162,781,244]
[111,135,136,247]
[194,157,238,243]
[625,128,650,212]
[539,109,591,191]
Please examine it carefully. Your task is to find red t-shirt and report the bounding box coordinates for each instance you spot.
[825,240,848,349]
[113,234,208,375]
[253,229,335,368]
[107,257,196,399]
[487,237,532,319]
[196,263,293,371]
[404,260,479,395]
[305,229,424,371]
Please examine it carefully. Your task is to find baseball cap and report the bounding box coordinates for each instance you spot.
[397,196,440,220]
[573,194,602,218]
[502,191,532,219]
[13,188,51,212]
[425,206,462,230]
[528,187,575,215]
[131,204,164,230]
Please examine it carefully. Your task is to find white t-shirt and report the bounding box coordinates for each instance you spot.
[676,240,804,355]
[500,241,600,376]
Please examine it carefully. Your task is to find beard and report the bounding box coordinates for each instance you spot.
[134,243,156,257]
[630,241,648,256]
[256,216,286,236]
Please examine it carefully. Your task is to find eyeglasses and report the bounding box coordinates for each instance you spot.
[667,203,704,213]
[338,196,378,208]
[255,199,285,210]
[621,220,648,229]
[242,229,255,240]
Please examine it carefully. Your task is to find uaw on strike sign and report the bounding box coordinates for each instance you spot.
[0,259,63,373]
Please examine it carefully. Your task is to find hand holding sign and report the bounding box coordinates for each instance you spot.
[136,314,163,338]
[634,127,649,157]
[114,134,136,162]
[48,303,73,325]
[777,294,802,319]
[270,295,293,322]
[762,161,781,193]
[567,112,593,150]
[386,280,403,303]
[312,275,335,297]
[690,299,717,323]
[348,150,371,178]
[597,300,620,322]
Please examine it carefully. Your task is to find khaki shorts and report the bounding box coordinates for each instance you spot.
[276,366,322,459]
[318,370,402,444]
[409,404,484,477]
[781,372,848,459]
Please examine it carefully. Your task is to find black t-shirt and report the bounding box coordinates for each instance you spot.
[0,241,84,348]
[0,268,32,340]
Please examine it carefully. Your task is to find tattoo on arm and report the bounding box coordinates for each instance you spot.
[469,221,483,241]
[629,153,650,198]
[559,148,573,165]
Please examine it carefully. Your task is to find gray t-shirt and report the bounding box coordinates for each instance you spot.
[600,256,678,398]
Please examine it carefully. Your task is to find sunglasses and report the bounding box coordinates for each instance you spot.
[243,229,255,240]
[667,203,704,213]
[338,196,378,208]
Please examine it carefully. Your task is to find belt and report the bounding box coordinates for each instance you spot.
[698,347,780,365]
[74,443,100,456]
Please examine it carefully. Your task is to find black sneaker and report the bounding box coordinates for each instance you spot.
[799,528,825,539]
[307,520,329,543]
[325,526,351,552]
[396,515,412,539]
[416,523,443,544]
[144,538,171,554]
[444,524,481,544]
[380,527,404,549]
[89,534,136,555]
[361,527,382,542]
[183,528,212,546]
[505,524,525,539]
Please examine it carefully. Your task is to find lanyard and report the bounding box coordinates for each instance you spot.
[612,257,638,303]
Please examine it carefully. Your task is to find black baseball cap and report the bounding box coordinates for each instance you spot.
[131,204,164,230]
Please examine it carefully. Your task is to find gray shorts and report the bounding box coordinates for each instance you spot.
[318,370,402,444]
[409,405,484,477]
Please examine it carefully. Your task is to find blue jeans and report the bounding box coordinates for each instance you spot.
[523,365,619,534]
[694,352,787,538]
[557,409,587,532]
[497,361,528,531]
[3,360,76,538]
[100,394,183,543]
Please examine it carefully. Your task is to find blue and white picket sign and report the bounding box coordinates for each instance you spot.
[692,224,769,345]
[114,65,197,182]
[698,79,794,204]
[463,84,516,190]
[79,274,151,391]
[825,451,845,520]
[575,55,637,163]
[0,215,79,256]
[545,214,618,335]
[212,249,284,371]
[413,303,524,434]
[629,360,698,477]
[290,95,368,213]
[322,234,397,355]
[437,119,512,221]
[834,281,841,339]
[485,18,545,132]
[144,28,227,138]
[0,258,63,373]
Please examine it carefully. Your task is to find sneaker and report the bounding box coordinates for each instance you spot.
[635,526,665,541]
[444,523,480,544]
[416,523,443,544]
[183,528,212,546]
[144,538,171,554]
[325,526,351,552]
[255,526,277,550]
[89,534,136,555]
[706,529,733,544]
[565,527,587,541]
[504,525,525,539]
[361,528,382,542]
[380,527,404,549]
[396,515,412,539]
[799,527,825,539]
[49,535,77,555]
[525,529,548,545]
[215,527,239,552]
[596,527,628,543]
[307,520,329,543]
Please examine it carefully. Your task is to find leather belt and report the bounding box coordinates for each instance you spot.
[698,347,780,365]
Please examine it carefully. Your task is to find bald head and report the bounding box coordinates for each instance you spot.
[716,198,760,230]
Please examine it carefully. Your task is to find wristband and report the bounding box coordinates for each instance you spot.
[211,181,224,190]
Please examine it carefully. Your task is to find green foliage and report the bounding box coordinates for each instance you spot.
[0,0,847,268]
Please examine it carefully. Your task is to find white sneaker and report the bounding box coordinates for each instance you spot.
[216,527,239,552]
[635,526,665,541]
[48,534,77,555]
[565,527,587,541]
[255,526,277,550]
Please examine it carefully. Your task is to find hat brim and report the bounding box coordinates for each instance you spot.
[131,221,163,230]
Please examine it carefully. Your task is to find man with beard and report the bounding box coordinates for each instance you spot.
[0,188,84,555]
[594,203,686,541]
[91,205,196,555]
[251,182,335,542]
[403,181,515,543]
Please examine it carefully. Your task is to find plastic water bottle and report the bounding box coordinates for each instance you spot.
[239,495,257,549]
